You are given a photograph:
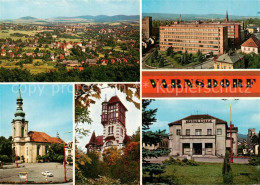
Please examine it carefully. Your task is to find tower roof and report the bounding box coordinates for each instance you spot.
[85,132,103,148]
[17,85,22,100]
[108,95,128,111]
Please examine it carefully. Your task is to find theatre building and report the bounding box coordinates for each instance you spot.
[168,114,238,157]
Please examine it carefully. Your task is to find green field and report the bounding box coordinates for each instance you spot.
[152,163,260,185]
[0,59,56,74]
[0,30,39,40]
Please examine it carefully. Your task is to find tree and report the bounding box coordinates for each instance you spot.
[47,143,64,162]
[222,151,233,184]
[159,58,164,68]
[251,135,259,144]
[142,100,171,182]
[166,46,173,56]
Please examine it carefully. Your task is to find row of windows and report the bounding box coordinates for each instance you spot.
[160,42,220,48]
[161,39,220,44]
[161,28,219,32]
[161,35,221,40]
[176,128,222,136]
[161,32,220,36]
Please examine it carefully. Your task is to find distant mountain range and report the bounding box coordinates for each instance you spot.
[5,15,139,23]
[143,13,259,21]
[238,133,247,141]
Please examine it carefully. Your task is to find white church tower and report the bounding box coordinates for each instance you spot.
[12,86,30,159]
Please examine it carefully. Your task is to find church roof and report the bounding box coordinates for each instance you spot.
[241,35,260,48]
[29,131,65,144]
[168,114,227,126]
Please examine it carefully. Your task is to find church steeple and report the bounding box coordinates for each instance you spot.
[179,14,182,23]
[14,85,26,121]
[225,11,229,22]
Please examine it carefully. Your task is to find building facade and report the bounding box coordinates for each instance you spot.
[160,23,228,55]
[168,114,238,157]
[213,52,245,69]
[86,95,131,153]
[142,17,152,39]
[12,87,65,163]
[241,35,260,54]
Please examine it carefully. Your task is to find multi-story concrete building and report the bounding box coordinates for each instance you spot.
[86,95,131,153]
[168,114,238,157]
[12,87,65,163]
[160,22,228,55]
[142,17,152,39]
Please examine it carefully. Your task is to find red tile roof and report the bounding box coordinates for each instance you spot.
[168,114,227,126]
[108,95,120,104]
[29,131,65,144]
[241,35,260,47]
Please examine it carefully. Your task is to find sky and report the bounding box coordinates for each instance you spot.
[0,84,73,142]
[146,99,260,135]
[76,84,140,152]
[0,0,140,19]
[143,0,260,16]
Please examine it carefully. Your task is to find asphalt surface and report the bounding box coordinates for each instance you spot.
[0,162,73,184]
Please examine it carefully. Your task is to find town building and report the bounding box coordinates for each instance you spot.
[65,141,73,163]
[241,35,260,54]
[168,114,238,157]
[213,51,244,69]
[86,95,131,153]
[12,87,65,163]
[142,17,152,39]
[159,23,228,55]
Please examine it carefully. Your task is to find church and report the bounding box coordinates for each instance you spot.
[86,95,131,153]
[12,87,65,163]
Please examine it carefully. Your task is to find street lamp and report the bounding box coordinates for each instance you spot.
[222,99,239,163]
[62,131,72,183]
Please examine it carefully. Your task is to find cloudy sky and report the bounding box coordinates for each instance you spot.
[0,0,140,19]
[0,84,73,142]
[143,0,260,16]
[76,84,140,152]
[146,99,260,135]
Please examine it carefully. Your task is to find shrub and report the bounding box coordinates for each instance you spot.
[249,156,260,166]
[57,155,64,163]
[36,155,42,161]
[0,155,10,162]
[222,151,233,184]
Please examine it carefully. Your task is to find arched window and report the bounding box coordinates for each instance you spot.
[106,141,113,146]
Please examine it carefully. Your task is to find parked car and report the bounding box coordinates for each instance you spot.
[41,171,53,177]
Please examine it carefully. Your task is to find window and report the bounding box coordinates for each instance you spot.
[217,128,222,135]
[195,129,202,135]
[26,147,28,156]
[183,143,190,148]
[37,145,40,156]
[205,143,213,148]
[186,129,190,136]
[21,127,24,137]
[207,129,212,135]
[176,129,181,135]
[106,141,112,146]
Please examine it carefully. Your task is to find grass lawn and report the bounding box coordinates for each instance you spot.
[159,51,201,68]
[160,163,260,185]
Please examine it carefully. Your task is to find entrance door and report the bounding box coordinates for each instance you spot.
[193,143,202,155]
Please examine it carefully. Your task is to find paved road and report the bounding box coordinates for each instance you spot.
[142,48,155,69]
[148,156,249,164]
[0,162,73,184]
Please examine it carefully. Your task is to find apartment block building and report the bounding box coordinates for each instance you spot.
[160,23,228,55]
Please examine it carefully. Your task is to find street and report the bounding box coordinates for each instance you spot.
[0,162,73,184]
